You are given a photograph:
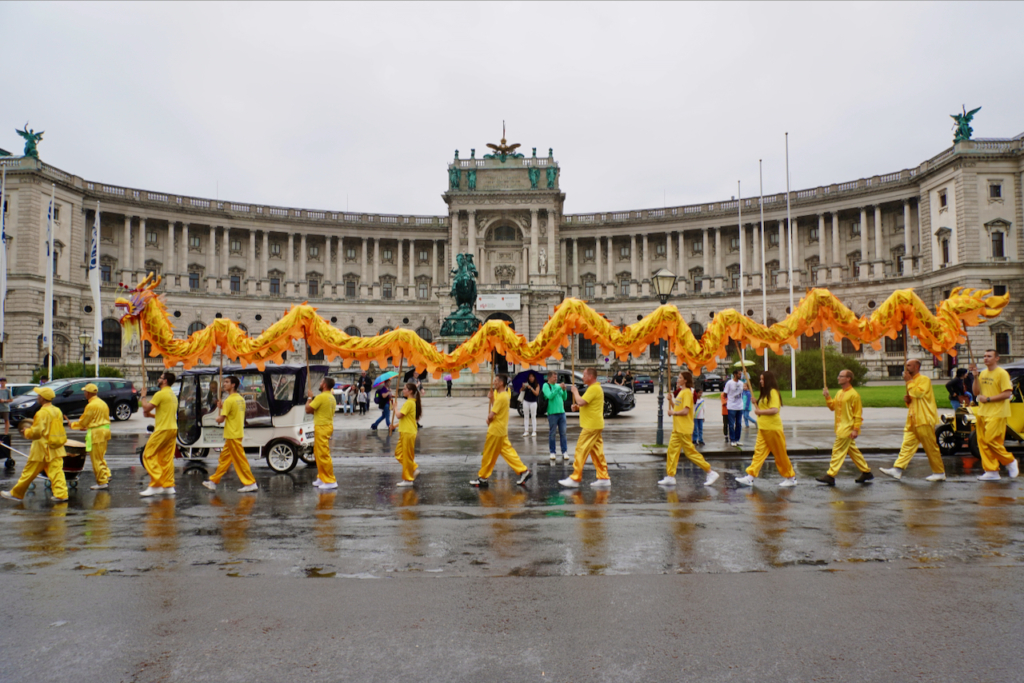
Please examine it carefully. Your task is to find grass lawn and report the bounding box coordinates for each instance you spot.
[706,385,951,409]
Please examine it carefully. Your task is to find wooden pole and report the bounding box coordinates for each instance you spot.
[219,347,224,404]
[820,341,827,390]
[139,336,147,389]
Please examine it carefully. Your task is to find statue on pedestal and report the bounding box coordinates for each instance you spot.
[16,123,44,159]
[951,105,981,143]
[440,253,482,337]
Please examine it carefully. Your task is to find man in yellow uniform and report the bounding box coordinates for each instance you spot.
[203,375,258,493]
[306,376,338,490]
[659,371,719,487]
[973,349,1019,481]
[881,359,945,482]
[470,374,532,488]
[817,369,873,486]
[68,383,112,490]
[140,372,179,497]
[1,387,69,503]
[560,367,611,488]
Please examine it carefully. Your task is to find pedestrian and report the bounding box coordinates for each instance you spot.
[306,377,338,490]
[720,391,729,438]
[67,383,112,490]
[964,363,978,402]
[542,371,568,462]
[741,383,756,428]
[735,371,797,488]
[881,359,946,482]
[390,382,422,487]
[0,377,10,436]
[370,379,392,431]
[693,389,705,445]
[559,367,611,489]
[522,372,540,437]
[971,349,1019,481]
[625,370,635,392]
[659,371,719,487]
[724,369,745,445]
[946,368,967,410]
[1,387,69,503]
[470,374,532,488]
[444,373,453,398]
[612,370,626,387]
[203,376,259,493]
[357,387,369,415]
[139,372,178,497]
[817,369,872,486]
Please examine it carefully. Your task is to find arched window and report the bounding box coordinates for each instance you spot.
[689,322,704,339]
[415,327,433,343]
[100,319,122,359]
[344,326,361,337]
[493,225,518,241]
[379,326,393,335]
[237,323,249,336]
[187,321,206,336]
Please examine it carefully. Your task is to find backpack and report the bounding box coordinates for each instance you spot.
[375,388,388,407]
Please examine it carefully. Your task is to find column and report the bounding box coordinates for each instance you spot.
[372,238,381,299]
[521,245,528,285]
[361,237,369,296]
[396,238,404,292]
[547,208,556,278]
[336,237,344,294]
[135,217,146,282]
[594,236,602,297]
[738,224,745,289]
[665,233,672,271]
[560,239,568,287]
[751,223,761,289]
[431,240,438,293]
[298,233,307,296]
[206,226,217,291]
[873,204,884,278]
[630,235,637,292]
[286,233,295,293]
[713,227,723,291]
[903,200,912,275]
[789,217,800,286]
[121,216,132,282]
[221,226,230,285]
[247,229,256,294]
[678,232,685,282]
[180,223,189,289]
[450,210,459,274]
[701,228,709,291]
[817,214,826,284]
[572,238,579,296]
[529,209,539,277]
[261,230,269,284]
[165,221,176,283]
[641,234,650,296]
[859,208,869,281]
[408,240,416,298]
[467,211,476,266]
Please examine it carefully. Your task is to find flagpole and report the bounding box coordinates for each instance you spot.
[93,201,102,376]
[45,184,55,381]
[0,165,7,371]
[738,180,747,385]
[758,160,768,373]
[785,133,796,398]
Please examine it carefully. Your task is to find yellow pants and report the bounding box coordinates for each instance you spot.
[142,429,177,488]
[395,432,418,481]
[11,458,68,499]
[746,429,795,478]
[89,430,112,485]
[571,428,609,482]
[666,431,710,476]
[210,438,256,486]
[479,433,528,479]
[314,425,335,484]
[826,435,870,477]
[893,425,944,473]
[976,416,1015,472]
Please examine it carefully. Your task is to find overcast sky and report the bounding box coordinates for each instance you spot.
[3,2,1022,216]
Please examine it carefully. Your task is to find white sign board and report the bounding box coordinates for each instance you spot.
[476,294,521,311]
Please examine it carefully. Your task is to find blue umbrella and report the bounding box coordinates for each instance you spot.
[372,371,398,389]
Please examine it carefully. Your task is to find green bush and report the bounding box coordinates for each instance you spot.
[729,347,867,391]
[33,363,124,383]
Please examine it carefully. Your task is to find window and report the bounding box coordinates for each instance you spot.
[620,279,629,297]
[649,342,661,360]
[187,321,206,335]
[494,225,518,241]
[939,190,947,208]
[382,248,393,261]
[269,277,280,295]
[692,240,703,255]
[146,230,158,245]
[101,265,112,282]
[619,246,629,259]
[802,332,821,351]
[52,206,60,222]
[419,249,429,263]
[848,252,861,278]
[940,238,950,266]
[728,265,740,290]
[99,319,121,359]
[578,337,597,361]
[309,245,320,258]
[584,247,594,260]
[850,223,861,238]
[230,238,241,252]
[885,329,906,353]
[888,365,905,378]
[996,332,1011,356]
[346,280,356,298]
[189,235,201,249]
[270,242,281,256]
[308,279,318,297]
[768,229,779,247]
[993,285,1007,296]
[230,275,241,293]
[416,327,433,343]
[990,184,1002,199]
[993,232,1005,259]
[347,247,357,260]
[189,272,200,290]
[383,282,393,299]
[655,243,666,257]
[584,280,595,299]
[842,338,860,355]
[344,326,361,336]
[729,236,739,252]
[53,252,59,278]
[809,226,819,243]
[418,283,429,299]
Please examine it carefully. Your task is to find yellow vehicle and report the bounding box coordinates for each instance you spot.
[935,375,1024,457]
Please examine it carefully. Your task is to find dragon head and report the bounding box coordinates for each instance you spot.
[114,272,162,342]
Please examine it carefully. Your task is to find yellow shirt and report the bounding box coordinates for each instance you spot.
[70,395,111,431]
[220,392,246,440]
[826,387,863,438]
[756,389,783,431]
[309,391,337,428]
[579,383,605,431]
[25,404,67,463]
[977,367,1012,418]
[150,386,178,432]
[488,389,511,437]
[398,399,418,435]
[905,373,938,428]
[672,387,694,434]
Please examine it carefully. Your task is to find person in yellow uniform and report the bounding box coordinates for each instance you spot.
[470,374,532,488]
[973,349,1019,481]
[881,358,946,482]
[203,375,258,493]
[67,383,112,490]
[659,371,719,487]
[559,367,611,489]
[306,377,338,490]
[735,371,797,488]
[140,372,178,497]
[390,382,422,487]
[817,369,873,486]
[1,387,69,503]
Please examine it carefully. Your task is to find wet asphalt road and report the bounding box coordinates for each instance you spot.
[1,430,1022,682]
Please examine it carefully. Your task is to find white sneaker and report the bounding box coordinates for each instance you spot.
[397,480,414,487]
[140,486,164,497]
[561,453,570,462]
[522,432,530,437]
[313,478,324,487]
[318,482,338,490]
[925,473,946,482]
[657,476,677,487]
[734,474,755,487]
[978,471,1001,481]
[704,470,720,487]
[550,453,557,461]
[1008,460,1020,478]
[880,467,903,480]
[163,487,176,496]
[1,490,22,501]
[591,479,611,488]
[558,477,579,488]
[202,480,217,491]
[90,483,108,490]
[532,431,537,437]
[238,483,259,493]
[778,477,797,488]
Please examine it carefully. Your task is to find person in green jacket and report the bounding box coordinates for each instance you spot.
[543,371,569,462]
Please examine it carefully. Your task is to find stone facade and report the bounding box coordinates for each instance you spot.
[0,133,1021,383]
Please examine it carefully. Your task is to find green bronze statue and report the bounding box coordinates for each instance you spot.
[528,166,540,189]
[546,165,557,189]
[449,165,461,190]
[467,169,477,191]
[17,123,44,159]
[440,253,482,337]
[951,106,981,143]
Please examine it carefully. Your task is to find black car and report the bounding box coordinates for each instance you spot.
[633,375,655,393]
[698,372,724,392]
[9,377,139,424]
[509,369,635,419]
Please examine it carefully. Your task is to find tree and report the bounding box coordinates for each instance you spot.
[730,347,867,390]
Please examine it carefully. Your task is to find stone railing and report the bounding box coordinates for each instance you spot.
[454,157,557,169]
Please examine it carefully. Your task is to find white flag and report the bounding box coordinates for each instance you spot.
[43,185,54,376]
[0,167,7,343]
[89,202,102,352]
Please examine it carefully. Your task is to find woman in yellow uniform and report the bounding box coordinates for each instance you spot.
[140,372,179,497]
[202,375,258,493]
[390,382,422,487]
[1,387,69,503]
[307,377,338,490]
[659,371,719,487]
[68,383,112,490]
[735,371,797,488]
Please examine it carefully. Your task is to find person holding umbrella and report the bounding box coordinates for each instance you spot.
[370,372,397,431]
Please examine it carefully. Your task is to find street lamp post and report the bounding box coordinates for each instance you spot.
[78,332,91,372]
[651,268,678,446]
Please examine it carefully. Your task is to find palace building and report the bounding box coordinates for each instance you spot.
[0,130,1021,384]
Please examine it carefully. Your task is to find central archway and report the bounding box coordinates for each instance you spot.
[485,312,515,375]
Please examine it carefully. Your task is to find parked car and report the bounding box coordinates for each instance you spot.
[699,372,724,392]
[633,375,654,393]
[7,383,37,398]
[9,377,139,424]
[509,369,635,419]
